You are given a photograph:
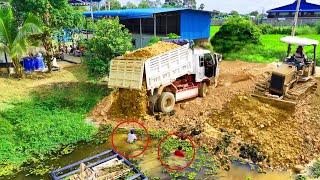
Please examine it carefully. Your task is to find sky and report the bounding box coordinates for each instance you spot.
[119,0,320,14]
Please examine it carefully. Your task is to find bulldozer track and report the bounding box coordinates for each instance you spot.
[253,77,318,107]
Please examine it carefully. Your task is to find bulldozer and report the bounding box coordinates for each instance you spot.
[253,36,318,110]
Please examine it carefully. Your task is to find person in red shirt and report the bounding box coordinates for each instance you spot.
[174,146,185,158]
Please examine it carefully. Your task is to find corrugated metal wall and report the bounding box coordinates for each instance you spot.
[180,10,211,40]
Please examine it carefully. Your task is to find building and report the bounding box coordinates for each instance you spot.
[83,8,211,49]
[265,0,320,25]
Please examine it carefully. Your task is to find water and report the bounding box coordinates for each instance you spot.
[9,135,293,180]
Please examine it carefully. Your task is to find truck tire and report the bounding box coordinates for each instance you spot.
[158,92,175,113]
[199,83,208,97]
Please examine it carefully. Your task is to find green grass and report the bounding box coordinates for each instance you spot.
[0,82,109,176]
[210,26,320,64]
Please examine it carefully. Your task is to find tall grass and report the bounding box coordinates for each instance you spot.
[0,82,110,176]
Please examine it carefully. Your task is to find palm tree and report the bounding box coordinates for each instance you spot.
[0,8,42,77]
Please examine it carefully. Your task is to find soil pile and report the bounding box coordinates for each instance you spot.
[108,88,148,119]
[208,94,320,169]
[124,41,180,59]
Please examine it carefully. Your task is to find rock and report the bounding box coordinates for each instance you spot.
[293,165,304,173]
[180,104,187,110]
[259,124,265,129]
[235,130,241,135]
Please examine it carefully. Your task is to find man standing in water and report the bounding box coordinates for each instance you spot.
[127,129,138,144]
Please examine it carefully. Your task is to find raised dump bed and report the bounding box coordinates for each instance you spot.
[50,149,147,180]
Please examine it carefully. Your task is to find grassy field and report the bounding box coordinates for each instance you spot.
[210,26,320,63]
[0,65,109,176]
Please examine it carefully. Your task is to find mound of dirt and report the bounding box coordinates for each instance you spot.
[208,94,320,169]
[108,88,148,119]
[124,41,180,59]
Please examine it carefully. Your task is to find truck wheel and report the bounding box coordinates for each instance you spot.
[199,83,208,97]
[158,92,175,113]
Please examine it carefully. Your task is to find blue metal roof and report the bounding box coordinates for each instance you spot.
[267,0,320,13]
[84,8,190,19]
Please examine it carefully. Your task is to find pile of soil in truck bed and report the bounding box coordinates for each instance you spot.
[123,41,180,59]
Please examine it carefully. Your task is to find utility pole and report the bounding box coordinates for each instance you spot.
[287,0,302,56]
[292,0,302,36]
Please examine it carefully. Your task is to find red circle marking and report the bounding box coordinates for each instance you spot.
[111,120,150,159]
[157,132,196,172]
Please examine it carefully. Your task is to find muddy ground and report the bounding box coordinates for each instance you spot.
[90,60,320,171]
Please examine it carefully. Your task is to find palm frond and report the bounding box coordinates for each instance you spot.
[0,17,10,45]
[14,13,43,44]
[11,40,28,59]
[0,42,9,53]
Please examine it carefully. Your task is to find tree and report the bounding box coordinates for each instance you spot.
[212,9,221,16]
[84,18,132,79]
[249,10,259,17]
[199,3,205,10]
[211,16,261,53]
[184,0,196,9]
[163,0,184,8]
[138,0,151,8]
[109,0,122,10]
[11,0,84,72]
[0,8,42,77]
[124,2,137,9]
[229,10,239,16]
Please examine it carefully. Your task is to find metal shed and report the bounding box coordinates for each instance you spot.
[83,8,211,48]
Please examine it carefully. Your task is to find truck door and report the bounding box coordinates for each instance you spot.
[204,53,215,78]
[196,55,205,82]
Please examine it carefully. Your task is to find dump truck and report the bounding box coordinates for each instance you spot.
[108,40,222,114]
[253,36,318,109]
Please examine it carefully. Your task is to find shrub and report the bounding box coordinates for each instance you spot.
[167,33,180,39]
[84,18,132,79]
[311,160,320,178]
[211,17,261,53]
[258,24,274,34]
[149,36,161,45]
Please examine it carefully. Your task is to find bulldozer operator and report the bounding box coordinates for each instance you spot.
[293,46,307,70]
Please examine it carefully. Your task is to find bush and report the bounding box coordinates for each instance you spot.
[167,33,180,39]
[148,36,161,45]
[211,17,261,53]
[84,18,132,79]
[258,24,274,34]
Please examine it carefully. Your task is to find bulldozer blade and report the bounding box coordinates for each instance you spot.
[251,94,296,112]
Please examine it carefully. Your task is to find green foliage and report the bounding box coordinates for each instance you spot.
[0,82,109,176]
[84,18,132,79]
[149,36,161,45]
[211,17,261,53]
[258,24,317,35]
[316,22,320,34]
[109,0,122,10]
[160,137,193,159]
[210,25,320,64]
[11,0,82,30]
[167,33,180,39]
[295,174,307,180]
[0,8,42,77]
[149,130,167,139]
[311,160,320,178]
